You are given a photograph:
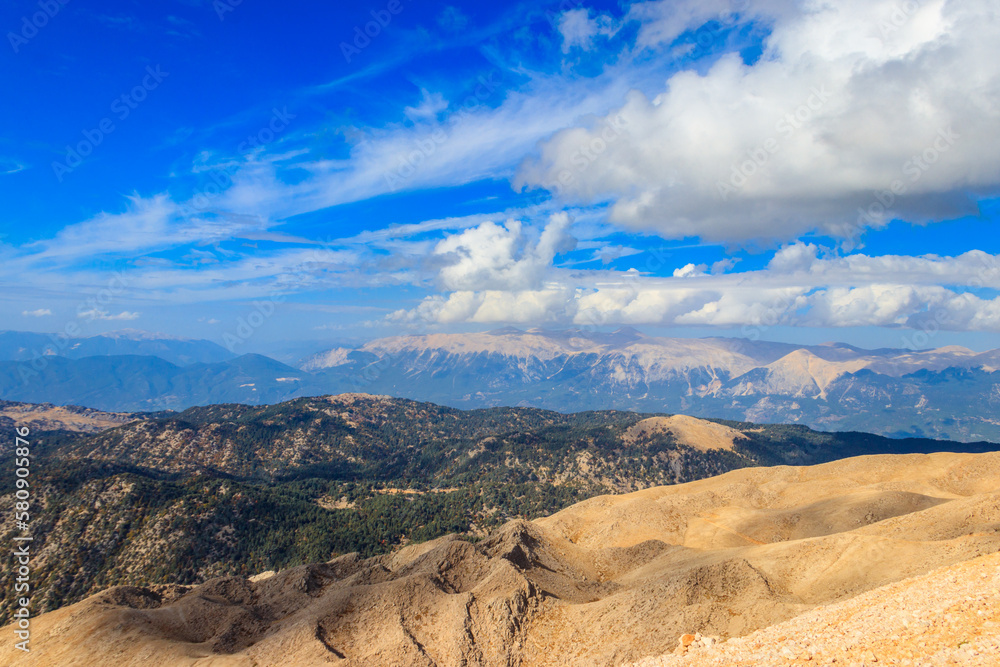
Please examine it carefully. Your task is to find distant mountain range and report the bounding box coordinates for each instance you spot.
[2,328,999,441]
[306,328,1000,442]
[0,329,235,365]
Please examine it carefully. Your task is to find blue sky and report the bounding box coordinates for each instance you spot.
[1,0,999,354]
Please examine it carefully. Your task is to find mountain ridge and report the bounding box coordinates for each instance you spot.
[0,329,235,366]
[2,393,997,628]
[2,328,999,441]
[305,329,1000,441]
[3,449,998,666]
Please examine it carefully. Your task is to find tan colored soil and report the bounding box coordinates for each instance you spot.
[622,415,747,451]
[0,404,136,433]
[628,551,1000,666]
[3,451,998,666]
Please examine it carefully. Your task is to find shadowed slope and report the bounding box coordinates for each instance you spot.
[3,452,999,666]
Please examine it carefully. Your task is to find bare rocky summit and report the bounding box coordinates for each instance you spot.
[3,451,998,666]
[623,415,747,451]
[0,400,139,433]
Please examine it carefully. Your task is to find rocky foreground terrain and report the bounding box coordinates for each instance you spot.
[3,450,998,666]
[3,394,995,623]
[628,551,1000,666]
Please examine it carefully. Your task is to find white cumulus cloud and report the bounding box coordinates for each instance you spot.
[390,244,1000,332]
[432,213,576,291]
[404,89,449,121]
[78,309,141,321]
[517,0,1000,242]
[558,8,619,53]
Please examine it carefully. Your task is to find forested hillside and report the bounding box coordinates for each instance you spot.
[2,394,996,623]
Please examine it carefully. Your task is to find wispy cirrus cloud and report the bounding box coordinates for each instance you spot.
[20,194,274,266]
[0,158,26,175]
[558,8,620,53]
[4,0,998,346]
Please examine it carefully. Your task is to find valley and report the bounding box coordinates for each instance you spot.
[1,393,996,632]
[3,448,998,665]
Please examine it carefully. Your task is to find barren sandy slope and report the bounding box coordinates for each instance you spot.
[622,415,746,451]
[3,451,998,666]
[628,551,1000,666]
[0,402,137,433]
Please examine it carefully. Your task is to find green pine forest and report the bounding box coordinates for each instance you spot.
[2,395,996,623]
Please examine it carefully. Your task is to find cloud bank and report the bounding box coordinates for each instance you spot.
[516,0,1000,241]
[392,224,1000,332]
